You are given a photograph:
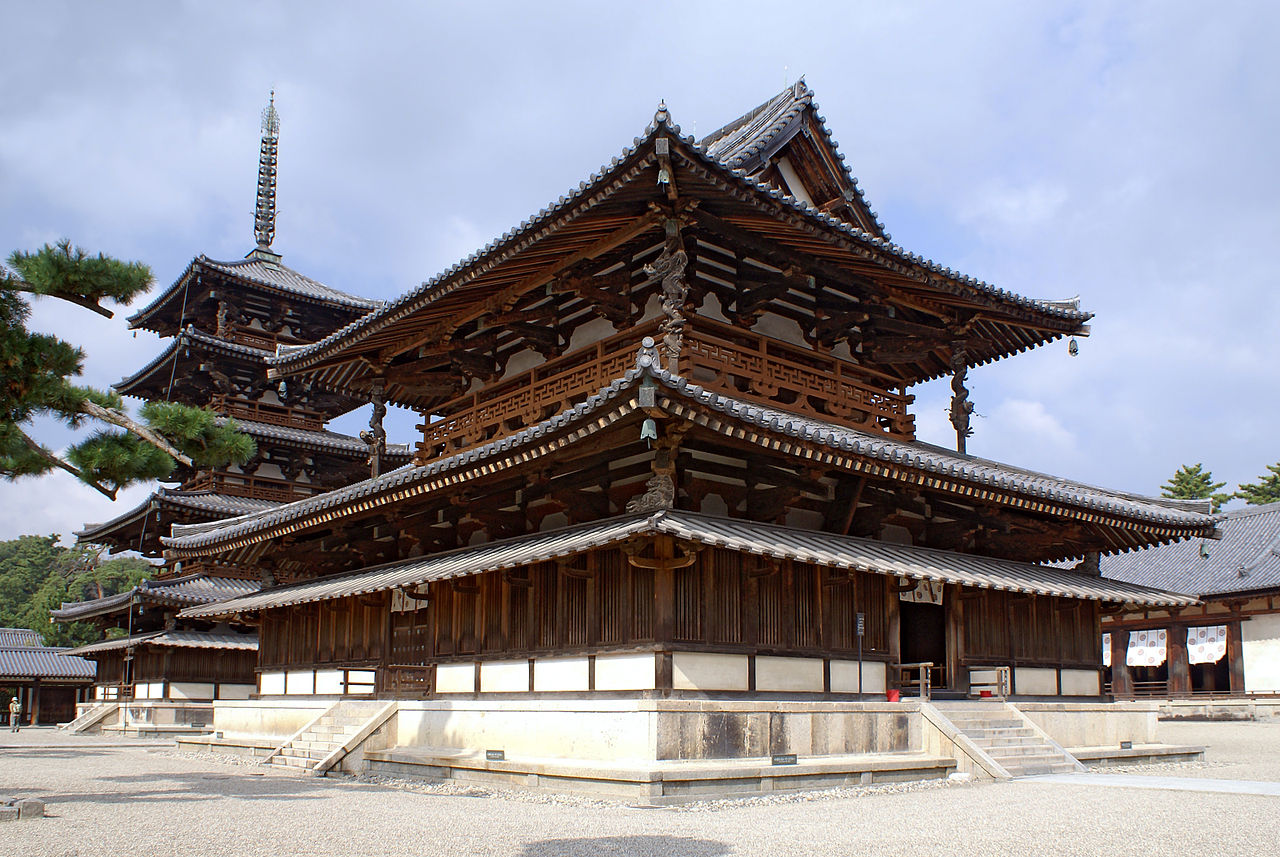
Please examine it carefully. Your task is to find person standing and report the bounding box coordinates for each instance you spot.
[8,696,20,732]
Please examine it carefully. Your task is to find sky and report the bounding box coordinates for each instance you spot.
[1,1,1277,544]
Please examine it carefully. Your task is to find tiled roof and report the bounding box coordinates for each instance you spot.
[0,647,95,680]
[62,630,258,656]
[51,574,261,622]
[164,346,1214,555]
[698,80,885,236]
[268,103,1088,382]
[178,509,1195,621]
[1102,502,1280,597]
[0,628,44,647]
[76,489,280,543]
[115,326,270,396]
[128,252,381,331]
[223,417,412,459]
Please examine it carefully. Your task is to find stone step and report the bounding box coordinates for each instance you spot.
[988,751,1071,766]
[946,717,1025,729]
[293,739,343,752]
[271,755,314,769]
[979,743,1061,758]
[968,733,1041,746]
[1001,761,1076,776]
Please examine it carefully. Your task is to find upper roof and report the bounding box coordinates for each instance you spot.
[226,417,412,460]
[51,573,261,622]
[177,508,1196,621]
[1102,502,1280,597]
[74,488,281,551]
[114,325,270,398]
[163,341,1214,558]
[0,646,95,680]
[0,628,44,647]
[265,98,1091,403]
[699,79,884,236]
[128,252,382,335]
[62,629,259,656]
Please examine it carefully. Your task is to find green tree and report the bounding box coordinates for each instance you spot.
[1236,462,1280,506]
[1161,463,1230,513]
[1,240,255,498]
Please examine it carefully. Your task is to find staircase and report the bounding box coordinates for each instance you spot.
[267,700,396,776]
[61,702,118,734]
[934,702,1082,777]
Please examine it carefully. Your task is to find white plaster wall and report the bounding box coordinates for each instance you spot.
[1243,614,1280,693]
[216,684,254,701]
[259,672,285,695]
[169,682,215,701]
[1059,669,1101,697]
[831,660,886,694]
[212,700,328,740]
[348,670,376,691]
[285,671,315,695]
[1015,667,1058,696]
[436,663,476,694]
[565,316,616,352]
[480,660,530,693]
[533,657,590,692]
[750,311,809,349]
[314,670,344,695]
[500,347,544,381]
[755,656,824,692]
[594,653,656,691]
[672,652,749,691]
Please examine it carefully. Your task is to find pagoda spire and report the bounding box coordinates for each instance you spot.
[252,91,280,251]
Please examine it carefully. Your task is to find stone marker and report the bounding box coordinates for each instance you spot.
[17,798,45,819]
[0,806,17,822]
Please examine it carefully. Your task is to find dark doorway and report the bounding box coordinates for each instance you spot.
[900,601,946,668]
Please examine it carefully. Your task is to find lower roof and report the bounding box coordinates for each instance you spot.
[76,488,281,544]
[178,509,1197,621]
[0,647,95,680]
[52,573,262,622]
[62,630,259,657]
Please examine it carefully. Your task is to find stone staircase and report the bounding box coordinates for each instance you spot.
[934,702,1082,777]
[61,702,118,734]
[267,700,396,776]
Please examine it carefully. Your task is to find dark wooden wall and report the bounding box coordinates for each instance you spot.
[960,588,1099,667]
[91,648,257,685]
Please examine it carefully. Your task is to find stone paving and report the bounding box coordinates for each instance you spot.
[0,721,1277,856]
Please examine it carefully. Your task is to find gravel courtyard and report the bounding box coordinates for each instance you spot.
[2,721,1278,857]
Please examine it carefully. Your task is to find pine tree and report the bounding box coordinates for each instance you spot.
[1235,463,1280,506]
[1161,463,1230,513]
[0,241,254,499]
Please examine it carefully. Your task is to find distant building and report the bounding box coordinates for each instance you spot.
[0,628,94,725]
[1102,502,1280,697]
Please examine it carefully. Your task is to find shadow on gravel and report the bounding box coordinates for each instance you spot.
[518,836,729,856]
[45,771,337,805]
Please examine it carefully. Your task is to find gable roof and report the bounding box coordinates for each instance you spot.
[699,79,884,236]
[1102,502,1280,597]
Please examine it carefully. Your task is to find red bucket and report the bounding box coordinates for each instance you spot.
[885,689,901,702]
[979,690,993,698]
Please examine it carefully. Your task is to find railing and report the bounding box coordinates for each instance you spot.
[230,329,282,352]
[183,472,315,503]
[896,661,943,700]
[210,395,325,432]
[380,664,435,697]
[684,318,915,439]
[414,316,915,463]
[968,665,1012,699]
[415,321,660,461]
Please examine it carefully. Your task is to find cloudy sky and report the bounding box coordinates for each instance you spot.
[2,2,1276,543]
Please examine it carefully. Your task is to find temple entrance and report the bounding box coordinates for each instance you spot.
[900,600,947,692]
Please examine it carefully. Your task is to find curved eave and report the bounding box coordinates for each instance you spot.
[163,352,1214,560]
[114,327,270,398]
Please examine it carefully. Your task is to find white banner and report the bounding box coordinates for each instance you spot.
[1187,625,1227,665]
[899,578,944,605]
[1126,628,1167,667]
[1102,633,1111,667]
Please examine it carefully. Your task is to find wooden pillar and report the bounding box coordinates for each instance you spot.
[31,679,41,726]
[1110,629,1133,698]
[887,587,902,684]
[1167,624,1190,697]
[945,586,966,694]
[1226,619,1246,694]
[653,537,675,644]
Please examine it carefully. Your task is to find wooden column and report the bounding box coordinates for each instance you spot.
[653,537,675,644]
[1226,619,1246,694]
[31,679,41,726]
[945,585,966,694]
[886,587,901,685]
[1109,629,1133,698]
[1167,623,1190,697]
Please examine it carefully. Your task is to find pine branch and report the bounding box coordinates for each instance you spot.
[80,399,194,467]
[16,427,116,500]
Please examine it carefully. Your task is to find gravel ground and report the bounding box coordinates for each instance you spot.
[2,722,1278,857]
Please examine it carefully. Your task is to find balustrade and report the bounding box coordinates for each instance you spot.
[210,395,324,431]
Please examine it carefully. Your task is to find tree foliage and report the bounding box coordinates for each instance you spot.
[1161,463,1230,513]
[0,536,151,647]
[1235,462,1280,506]
[0,241,254,498]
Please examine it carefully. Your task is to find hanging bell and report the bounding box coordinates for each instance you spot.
[640,418,658,446]
[1068,337,1079,357]
[656,167,671,187]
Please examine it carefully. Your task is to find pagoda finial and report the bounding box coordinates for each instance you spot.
[253,91,280,251]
